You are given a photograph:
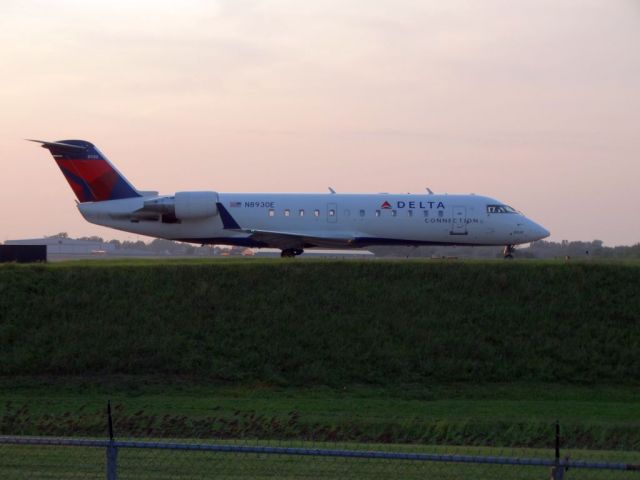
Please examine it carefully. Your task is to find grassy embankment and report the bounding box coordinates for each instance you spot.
[0,259,639,449]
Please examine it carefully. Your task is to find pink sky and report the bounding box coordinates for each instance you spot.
[1,0,639,245]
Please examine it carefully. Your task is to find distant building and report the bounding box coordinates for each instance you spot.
[4,237,115,260]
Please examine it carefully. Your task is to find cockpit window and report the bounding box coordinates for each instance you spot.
[486,204,518,214]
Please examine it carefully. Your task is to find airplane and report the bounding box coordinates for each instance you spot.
[30,139,550,258]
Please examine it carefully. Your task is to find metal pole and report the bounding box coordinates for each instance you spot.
[555,420,560,463]
[106,400,117,480]
[551,421,564,480]
[107,400,114,441]
[106,443,118,480]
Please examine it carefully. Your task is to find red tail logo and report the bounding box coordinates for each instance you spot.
[381,201,392,209]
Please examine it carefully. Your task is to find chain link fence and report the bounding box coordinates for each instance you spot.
[2,403,639,479]
[2,435,639,479]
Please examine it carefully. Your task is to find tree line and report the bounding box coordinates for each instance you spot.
[39,233,640,259]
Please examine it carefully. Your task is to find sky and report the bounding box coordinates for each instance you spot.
[1,0,639,245]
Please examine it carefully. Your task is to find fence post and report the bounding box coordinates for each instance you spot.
[106,400,118,480]
[106,443,118,480]
[550,420,564,480]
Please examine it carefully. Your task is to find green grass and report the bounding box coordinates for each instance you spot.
[3,378,640,450]
[0,259,638,385]
[1,259,639,451]
[1,439,639,480]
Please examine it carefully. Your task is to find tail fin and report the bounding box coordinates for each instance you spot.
[29,139,141,202]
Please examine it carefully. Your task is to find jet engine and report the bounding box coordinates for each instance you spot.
[174,191,219,219]
[142,191,219,221]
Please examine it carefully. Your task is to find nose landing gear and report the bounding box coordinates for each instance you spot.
[503,245,515,259]
[281,248,304,258]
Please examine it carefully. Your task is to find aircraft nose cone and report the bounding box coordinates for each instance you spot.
[540,226,550,239]
[529,221,550,241]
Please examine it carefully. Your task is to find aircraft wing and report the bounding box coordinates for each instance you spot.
[216,202,355,249]
[244,229,355,249]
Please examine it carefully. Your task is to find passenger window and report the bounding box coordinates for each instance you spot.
[314,209,320,217]
[407,210,413,217]
[328,209,336,217]
[284,209,290,217]
[268,209,275,217]
[359,209,365,217]
[375,210,381,217]
[344,209,351,217]
[423,210,429,217]
[299,209,304,217]
[391,210,397,217]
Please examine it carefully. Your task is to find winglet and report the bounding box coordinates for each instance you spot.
[217,202,242,229]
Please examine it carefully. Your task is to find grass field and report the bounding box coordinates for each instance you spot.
[1,259,639,385]
[1,437,639,480]
[1,259,639,457]
[3,377,640,450]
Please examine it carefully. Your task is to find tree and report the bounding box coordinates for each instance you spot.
[78,236,104,243]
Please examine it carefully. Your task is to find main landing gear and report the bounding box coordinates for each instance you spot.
[280,248,304,258]
[503,245,515,259]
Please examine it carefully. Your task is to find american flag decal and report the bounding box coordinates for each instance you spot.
[229,201,242,208]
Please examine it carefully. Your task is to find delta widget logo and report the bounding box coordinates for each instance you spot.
[380,200,446,209]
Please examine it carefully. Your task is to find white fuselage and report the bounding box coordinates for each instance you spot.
[78,192,550,249]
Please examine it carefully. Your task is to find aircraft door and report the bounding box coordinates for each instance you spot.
[327,202,338,223]
[450,206,467,235]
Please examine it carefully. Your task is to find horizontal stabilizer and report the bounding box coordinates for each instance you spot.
[26,139,87,150]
